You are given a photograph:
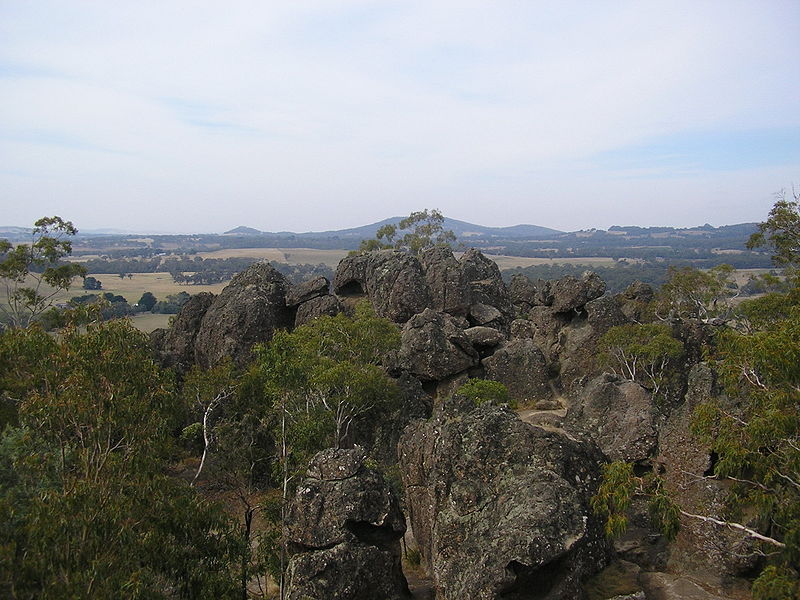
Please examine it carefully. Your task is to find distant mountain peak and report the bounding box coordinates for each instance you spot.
[224,226,263,235]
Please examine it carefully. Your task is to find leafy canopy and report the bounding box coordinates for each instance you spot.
[0,216,87,328]
[358,209,456,255]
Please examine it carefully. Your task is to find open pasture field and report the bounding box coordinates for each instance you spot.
[194,247,348,268]
[76,272,229,304]
[482,254,618,270]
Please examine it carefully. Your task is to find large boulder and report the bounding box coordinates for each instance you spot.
[333,250,431,323]
[286,276,330,307]
[151,291,215,375]
[564,374,658,463]
[285,448,410,600]
[398,399,612,600]
[294,294,344,327]
[193,263,292,368]
[398,308,479,381]
[460,248,514,330]
[482,338,553,405]
[549,272,606,313]
[420,246,471,317]
[509,273,552,315]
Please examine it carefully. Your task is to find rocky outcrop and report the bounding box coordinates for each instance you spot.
[420,247,471,317]
[286,276,330,307]
[193,263,293,368]
[483,338,553,405]
[657,363,758,579]
[294,294,344,327]
[398,308,478,381]
[549,272,606,313]
[564,374,658,463]
[285,448,410,600]
[359,373,433,466]
[151,291,215,375]
[460,248,514,331]
[556,295,631,399]
[333,251,431,323]
[398,398,612,600]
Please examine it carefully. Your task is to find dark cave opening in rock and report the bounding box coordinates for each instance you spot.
[338,280,365,297]
[499,554,571,599]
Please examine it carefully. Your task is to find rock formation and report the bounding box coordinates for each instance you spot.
[398,398,612,600]
[150,291,214,375]
[193,263,293,368]
[285,448,410,600]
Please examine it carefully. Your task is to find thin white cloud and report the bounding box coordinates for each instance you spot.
[1,1,798,233]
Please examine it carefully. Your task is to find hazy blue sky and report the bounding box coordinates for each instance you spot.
[1,1,798,233]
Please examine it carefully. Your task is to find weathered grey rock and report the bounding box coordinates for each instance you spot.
[464,326,506,348]
[286,542,410,600]
[398,308,478,381]
[333,250,431,323]
[194,263,292,368]
[331,253,369,297]
[294,294,344,327]
[483,338,552,404]
[585,295,629,332]
[398,399,611,600]
[508,273,540,314]
[619,281,655,323]
[359,373,433,467]
[550,272,606,313]
[639,572,734,600]
[151,292,215,374]
[557,297,630,400]
[285,448,410,600]
[657,363,758,579]
[468,302,503,327]
[528,306,569,362]
[564,374,658,463]
[510,318,535,340]
[460,248,514,329]
[286,276,329,307]
[420,246,471,317]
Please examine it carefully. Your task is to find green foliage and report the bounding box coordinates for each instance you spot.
[748,188,800,268]
[599,323,683,396]
[0,216,87,328]
[752,566,800,600]
[82,275,102,290]
[457,378,515,408]
[256,301,401,452]
[0,319,242,598]
[657,264,738,321]
[358,209,456,255]
[591,461,679,541]
[137,290,157,311]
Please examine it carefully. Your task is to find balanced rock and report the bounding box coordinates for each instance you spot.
[193,263,292,368]
[285,448,410,600]
[398,399,611,600]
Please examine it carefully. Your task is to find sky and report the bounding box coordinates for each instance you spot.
[1,1,799,234]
